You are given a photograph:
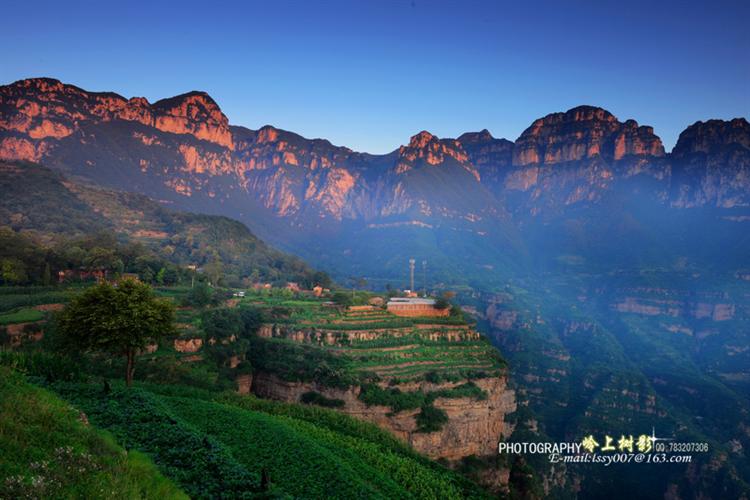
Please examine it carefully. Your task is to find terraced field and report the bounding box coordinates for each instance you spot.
[251,300,504,384]
[338,342,501,378]
[246,295,515,462]
[0,285,515,494]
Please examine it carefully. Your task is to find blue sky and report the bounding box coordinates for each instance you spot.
[2,0,748,153]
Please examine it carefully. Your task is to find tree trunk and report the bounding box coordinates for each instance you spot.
[125,349,135,387]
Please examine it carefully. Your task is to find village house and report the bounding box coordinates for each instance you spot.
[58,268,108,283]
[386,297,450,317]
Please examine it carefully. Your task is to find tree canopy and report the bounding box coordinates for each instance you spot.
[58,279,175,386]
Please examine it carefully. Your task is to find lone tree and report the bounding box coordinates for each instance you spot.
[59,279,175,386]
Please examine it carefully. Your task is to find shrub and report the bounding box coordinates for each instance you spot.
[201,308,242,341]
[358,384,425,413]
[416,404,449,433]
[238,306,263,335]
[331,292,352,307]
[248,338,357,388]
[181,281,213,308]
[434,297,450,310]
[359,382,488,432]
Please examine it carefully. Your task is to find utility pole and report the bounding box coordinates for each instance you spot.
[409,258,415,292]
[422,260,427,297]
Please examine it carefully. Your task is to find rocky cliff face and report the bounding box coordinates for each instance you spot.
[512,105,665,166]
[457,129,514,188]
[1,77,749,290]
[0,78,234,157]
[491,106,671,214]
[250,306,516,466]
[252,371,515,461]
[670,118,750,208]
[2,78,747,226]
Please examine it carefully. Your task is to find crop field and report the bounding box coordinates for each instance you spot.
[0,369,186,499]
[0,308,44,325]
[0,287,79,314]
[250,333,502,385]
[254,299,504,384]
[47,381,488,499]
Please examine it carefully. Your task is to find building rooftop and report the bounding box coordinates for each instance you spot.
[387,298,436,306]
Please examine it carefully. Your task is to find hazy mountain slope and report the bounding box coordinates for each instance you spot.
[0,160,324,286]
[2,78,748,286]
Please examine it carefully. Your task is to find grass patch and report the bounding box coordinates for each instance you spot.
[0,368,186,499]
[0,308,44,325]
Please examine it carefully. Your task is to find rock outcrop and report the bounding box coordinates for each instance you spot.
[671,118,750,208]
[511,105,665,166]
[0,77,748,234]
[0,78,233,150]
[252,371,515,461]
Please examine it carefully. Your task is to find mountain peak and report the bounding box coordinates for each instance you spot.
[11,77,63,90]
[152,91,220,112]
[457,129,496,144]
[564,105,618,123]
[0,78,234,149]
[150,91,233,148]
[673,117,750,157]
[408,130,436,149]
[7,77,128,102]
[513,105,664,166]
[396,130,476,177]
[256,125,281,144]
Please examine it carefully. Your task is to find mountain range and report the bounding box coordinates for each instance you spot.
[2,77,750,498]
[2,77,748,285]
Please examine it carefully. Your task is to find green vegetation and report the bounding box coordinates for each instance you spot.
[0,368,186,499]
[0,307,43,325]
[358,382,487,432]
[0,256,507,498]
[0,161,330,288]
[40,381,488,499]
[248,337,359,388]
[245,295,504,438]
[58,279,176,386]
[0,280,498,497]
[0,286,79,313]
[415,404,449,433]
[181,280,214,308]
[300,391,345,408]
[49,383,261,498]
